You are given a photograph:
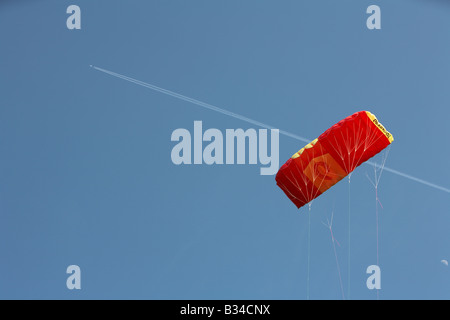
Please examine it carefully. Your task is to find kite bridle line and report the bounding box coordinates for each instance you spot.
[322,210,345,300]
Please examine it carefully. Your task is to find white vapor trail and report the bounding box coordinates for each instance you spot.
[90,65,450,194]
[367,162,450,193]
[90,65,309,143]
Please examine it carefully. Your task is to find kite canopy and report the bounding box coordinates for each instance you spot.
[276,111,393,209]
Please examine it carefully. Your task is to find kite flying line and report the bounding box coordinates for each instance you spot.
[322,210,345,300]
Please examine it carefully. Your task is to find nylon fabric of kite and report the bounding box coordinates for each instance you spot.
[276,111,393,209]
[276,111,393,300]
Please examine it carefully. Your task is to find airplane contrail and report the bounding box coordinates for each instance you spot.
[90,65,309,143]
[90,65,450,194]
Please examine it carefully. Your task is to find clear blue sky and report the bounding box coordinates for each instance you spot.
[1,0,449,300]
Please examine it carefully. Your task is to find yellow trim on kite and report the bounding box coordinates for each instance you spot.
[365,111,394,143]
[291,138,318,159]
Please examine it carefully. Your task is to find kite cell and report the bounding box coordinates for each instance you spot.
[276,111,394,209]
